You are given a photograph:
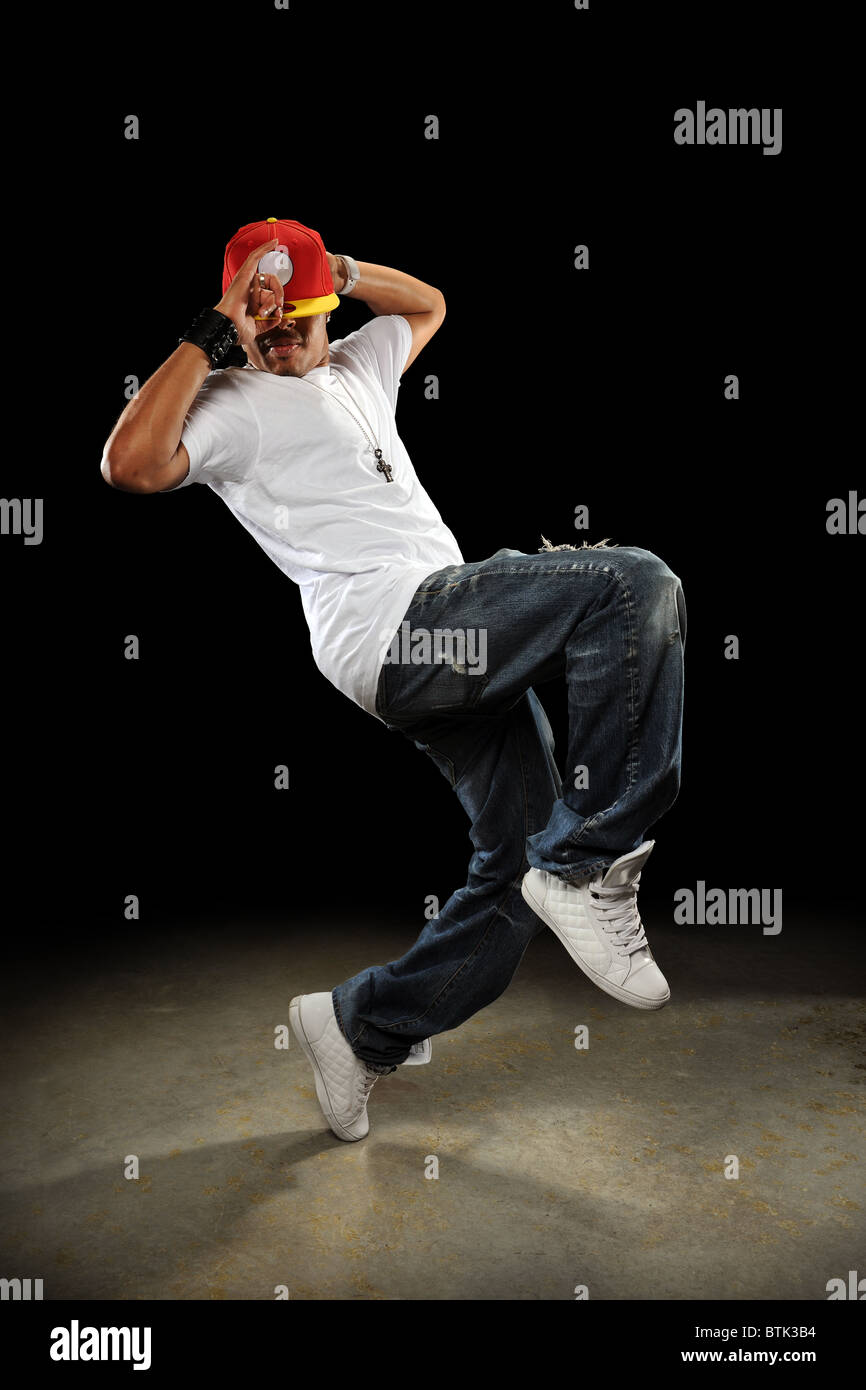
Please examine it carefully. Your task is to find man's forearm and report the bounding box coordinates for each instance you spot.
[334,258,444,317]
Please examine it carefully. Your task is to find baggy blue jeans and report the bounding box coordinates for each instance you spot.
[332,543,687,1069]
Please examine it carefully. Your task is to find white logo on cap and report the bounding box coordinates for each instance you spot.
[258,245,294,285]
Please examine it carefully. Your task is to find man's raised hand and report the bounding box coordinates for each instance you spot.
[215,238,284,348]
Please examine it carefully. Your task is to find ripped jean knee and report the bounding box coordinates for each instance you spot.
[537,534,619,552]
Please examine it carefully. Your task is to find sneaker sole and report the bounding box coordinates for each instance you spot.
[288,996,365,1141]
[521,878,670,1011]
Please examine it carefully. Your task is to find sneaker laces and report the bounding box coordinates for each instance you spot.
[354,1065,382,1107]
[589,877,649,956]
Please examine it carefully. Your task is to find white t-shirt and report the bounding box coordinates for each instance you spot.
[170,313,464,718]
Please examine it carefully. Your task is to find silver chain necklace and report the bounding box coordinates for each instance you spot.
[302,371,393,482]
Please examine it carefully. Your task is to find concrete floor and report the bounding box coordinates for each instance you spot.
[1,914,863,1300]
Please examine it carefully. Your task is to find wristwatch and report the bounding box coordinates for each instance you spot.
[336,253,360,295]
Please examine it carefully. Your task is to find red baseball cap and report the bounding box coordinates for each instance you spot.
[222,217,341,319]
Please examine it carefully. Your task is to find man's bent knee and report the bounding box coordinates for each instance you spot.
[613,546,681,591]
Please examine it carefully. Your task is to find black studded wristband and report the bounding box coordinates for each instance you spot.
[179,308,239,367]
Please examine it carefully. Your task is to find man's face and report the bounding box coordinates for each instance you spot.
[245,311,330,377]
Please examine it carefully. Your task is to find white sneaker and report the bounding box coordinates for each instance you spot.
[403,1038,432,1065]
[289,992,386,1141]
[521,840,670,1009]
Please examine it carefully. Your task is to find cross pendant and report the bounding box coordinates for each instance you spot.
[375,449,393,482]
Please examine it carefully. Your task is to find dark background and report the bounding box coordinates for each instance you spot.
[4,6,853,942]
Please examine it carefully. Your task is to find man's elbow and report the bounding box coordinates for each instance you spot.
[100,451,121,488]
[100,447,159,494]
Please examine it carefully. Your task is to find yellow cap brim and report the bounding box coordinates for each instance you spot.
[254,292,340,321]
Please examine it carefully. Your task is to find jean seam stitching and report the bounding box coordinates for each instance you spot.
[564,565,640,848]
[414,561,620,598]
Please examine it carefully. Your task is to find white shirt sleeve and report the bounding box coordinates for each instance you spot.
[167,370,260,490]
[329,315,413,411]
